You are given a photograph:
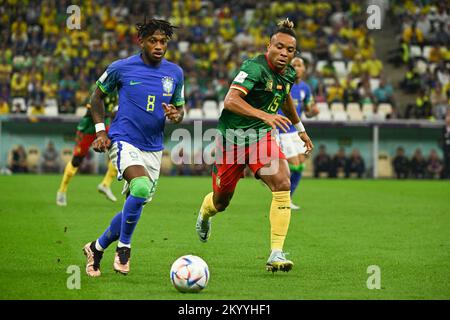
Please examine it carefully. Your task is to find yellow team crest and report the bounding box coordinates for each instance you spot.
[162,76,174,97]
[265,80,273,92]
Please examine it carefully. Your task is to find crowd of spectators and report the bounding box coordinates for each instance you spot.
[0,0,403,119]
[311,143,447,179]
[8,144,28,173]
[6,140,99,174]
[7,140,448,179]
[313,145,366,178]
[2,0,449,178]
[392,146,444,179]
[389,0,449,120]
[7,141,57,173]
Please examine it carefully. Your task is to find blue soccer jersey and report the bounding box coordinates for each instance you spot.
[96,54,185,151]
[278,80,313,134]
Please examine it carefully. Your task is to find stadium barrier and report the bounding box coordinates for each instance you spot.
[0,115,444,178]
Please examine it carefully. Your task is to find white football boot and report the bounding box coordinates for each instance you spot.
[56,191,67,206]
[97,184,117,202]
[290,201,300,210]
[196,211,211,243]
[266,250,294,272]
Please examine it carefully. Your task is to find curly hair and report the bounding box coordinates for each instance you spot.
[136,17,178,39]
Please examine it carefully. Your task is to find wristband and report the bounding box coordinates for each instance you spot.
[294,121,305,132]
[95,123,106,133]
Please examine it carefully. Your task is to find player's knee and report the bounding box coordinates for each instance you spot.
[213,197,230,212]
[130,176,152,199]
[214,200,230,212]
[272,177,291,192]
[71,156,84,167]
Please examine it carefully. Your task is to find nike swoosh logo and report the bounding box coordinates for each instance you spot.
[129,81,142,86]
[125,220,135,224]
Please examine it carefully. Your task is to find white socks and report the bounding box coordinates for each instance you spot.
[95,240,104,252]
[117,241,131,248]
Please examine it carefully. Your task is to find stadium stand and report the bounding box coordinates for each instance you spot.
[202,100,220,119]
[347,102,364,121]
[1,0,441,121]
[75,105,86,117]
[0,0,448,179]
[187,108,203,120]
[390,0,449,120]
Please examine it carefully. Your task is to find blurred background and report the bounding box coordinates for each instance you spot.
[0,0,449,179]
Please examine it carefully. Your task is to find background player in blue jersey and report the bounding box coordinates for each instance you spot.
[278,57,319,210]
[82,19,185,277]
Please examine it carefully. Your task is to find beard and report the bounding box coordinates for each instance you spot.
[143,48,163,64]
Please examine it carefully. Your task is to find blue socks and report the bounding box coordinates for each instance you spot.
[96,176,151,250]
[98,211,122,249]
[97,195,146,250]
[289,163,305,198]
[119,195,146,246]
[290,171,302,196]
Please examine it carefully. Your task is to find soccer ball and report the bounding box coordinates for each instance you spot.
[170,255,209,293]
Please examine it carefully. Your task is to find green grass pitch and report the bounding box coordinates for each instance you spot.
[0,175,449,300]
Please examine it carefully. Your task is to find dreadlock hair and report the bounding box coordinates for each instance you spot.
[270,18,296,39]
[136,17,178,40]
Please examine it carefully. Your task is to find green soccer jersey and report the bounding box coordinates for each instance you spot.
[218,54,297,145]
[76,93,118,134]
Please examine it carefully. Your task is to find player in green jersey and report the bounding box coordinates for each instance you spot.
[196,19,314,272]
[56,94,118,206]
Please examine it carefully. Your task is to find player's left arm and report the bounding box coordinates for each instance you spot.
[163,103,184,124]
[281,94,314,154]
[164,75,185,124]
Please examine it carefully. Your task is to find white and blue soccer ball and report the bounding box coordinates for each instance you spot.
[170,255,209,293]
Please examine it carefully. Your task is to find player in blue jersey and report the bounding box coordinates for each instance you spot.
[82,19,185,277]
[277,57,319,210]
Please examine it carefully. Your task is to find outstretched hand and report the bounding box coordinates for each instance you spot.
[93,131,111,153]
[299,131,314,155]
[163,103,183,123]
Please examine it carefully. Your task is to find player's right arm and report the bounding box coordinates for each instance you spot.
[90,61,121,152]
[224,89,291,132]
[90,87,110,152]
[225,62,291,132]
